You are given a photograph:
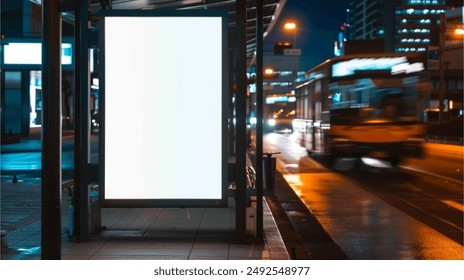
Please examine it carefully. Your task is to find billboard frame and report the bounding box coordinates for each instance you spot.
[98,9,229,208]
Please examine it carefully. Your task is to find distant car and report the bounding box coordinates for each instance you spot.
[265,109,295,133]
[91,111,99,134]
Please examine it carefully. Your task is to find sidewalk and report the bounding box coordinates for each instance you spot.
[0,176,289,260]
[1,129,292,260]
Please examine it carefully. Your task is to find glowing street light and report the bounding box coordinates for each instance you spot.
[264,67,279,79]
[264,68,274,75]
[284,21,298,48]
[284,22,297,30]
[455,28,464,35]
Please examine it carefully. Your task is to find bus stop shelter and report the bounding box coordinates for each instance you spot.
[40,0,286,259]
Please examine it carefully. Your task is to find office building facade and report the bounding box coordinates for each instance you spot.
[345,0,463,116]
[346,0,451,53]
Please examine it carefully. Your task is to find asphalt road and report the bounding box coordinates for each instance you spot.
[263,132,463,260]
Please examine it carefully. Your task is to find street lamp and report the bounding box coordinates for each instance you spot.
[455,28,464,35]
[284,21,297,48]
[284,22,296,30]
[264,68,274,75]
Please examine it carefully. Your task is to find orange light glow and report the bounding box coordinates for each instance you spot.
[455,28,464,35]
[284,22,297,30]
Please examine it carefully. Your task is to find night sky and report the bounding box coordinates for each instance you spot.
[265,0,349,71]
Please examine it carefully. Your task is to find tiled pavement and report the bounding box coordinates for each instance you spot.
[1,177,289,260]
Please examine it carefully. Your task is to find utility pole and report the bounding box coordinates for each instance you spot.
[235,0,247,242]
[74,0,91,241]
[255,0,264,242]
[41,0,62,260]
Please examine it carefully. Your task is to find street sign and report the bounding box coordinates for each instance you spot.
[284,48,302,56]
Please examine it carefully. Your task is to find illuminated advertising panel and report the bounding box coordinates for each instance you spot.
[3,42,73,65]
[100,10,228,207]
[332,57,424,77]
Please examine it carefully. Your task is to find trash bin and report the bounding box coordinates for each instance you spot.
[263,152,279,190]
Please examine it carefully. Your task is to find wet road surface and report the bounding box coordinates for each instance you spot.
[264,132,464,260]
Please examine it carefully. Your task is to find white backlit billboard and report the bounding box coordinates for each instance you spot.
[100,10,228,207]
[3,42,72,65]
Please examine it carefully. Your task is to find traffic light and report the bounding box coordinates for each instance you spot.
[274,41,292,54]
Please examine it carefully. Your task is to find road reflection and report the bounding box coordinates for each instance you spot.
[282,172,463,259]
[264,132,464,260]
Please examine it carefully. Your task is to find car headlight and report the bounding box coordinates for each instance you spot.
[249,117,257,125]
[268,119,276,126]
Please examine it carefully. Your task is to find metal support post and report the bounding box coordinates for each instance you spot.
[255,0,264,242]
[235,0,247,242]
[21,71,31,136]
[229,44,235,156]
[41,0,62,260]
[74,0,91,241]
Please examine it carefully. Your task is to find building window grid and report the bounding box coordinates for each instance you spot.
[398,28,431,34]
[401,18,433,24]
[396,47,428,52]
[400,38,430,43]
[396,9,446,15]
[407,0,444,5]
[348,1,447,53]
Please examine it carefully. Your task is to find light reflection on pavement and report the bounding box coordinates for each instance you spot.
[283,172,463,260]
[264,132,464,260]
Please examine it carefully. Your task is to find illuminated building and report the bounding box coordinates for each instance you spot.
[344,1,463,114]
[346,0,457,53]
